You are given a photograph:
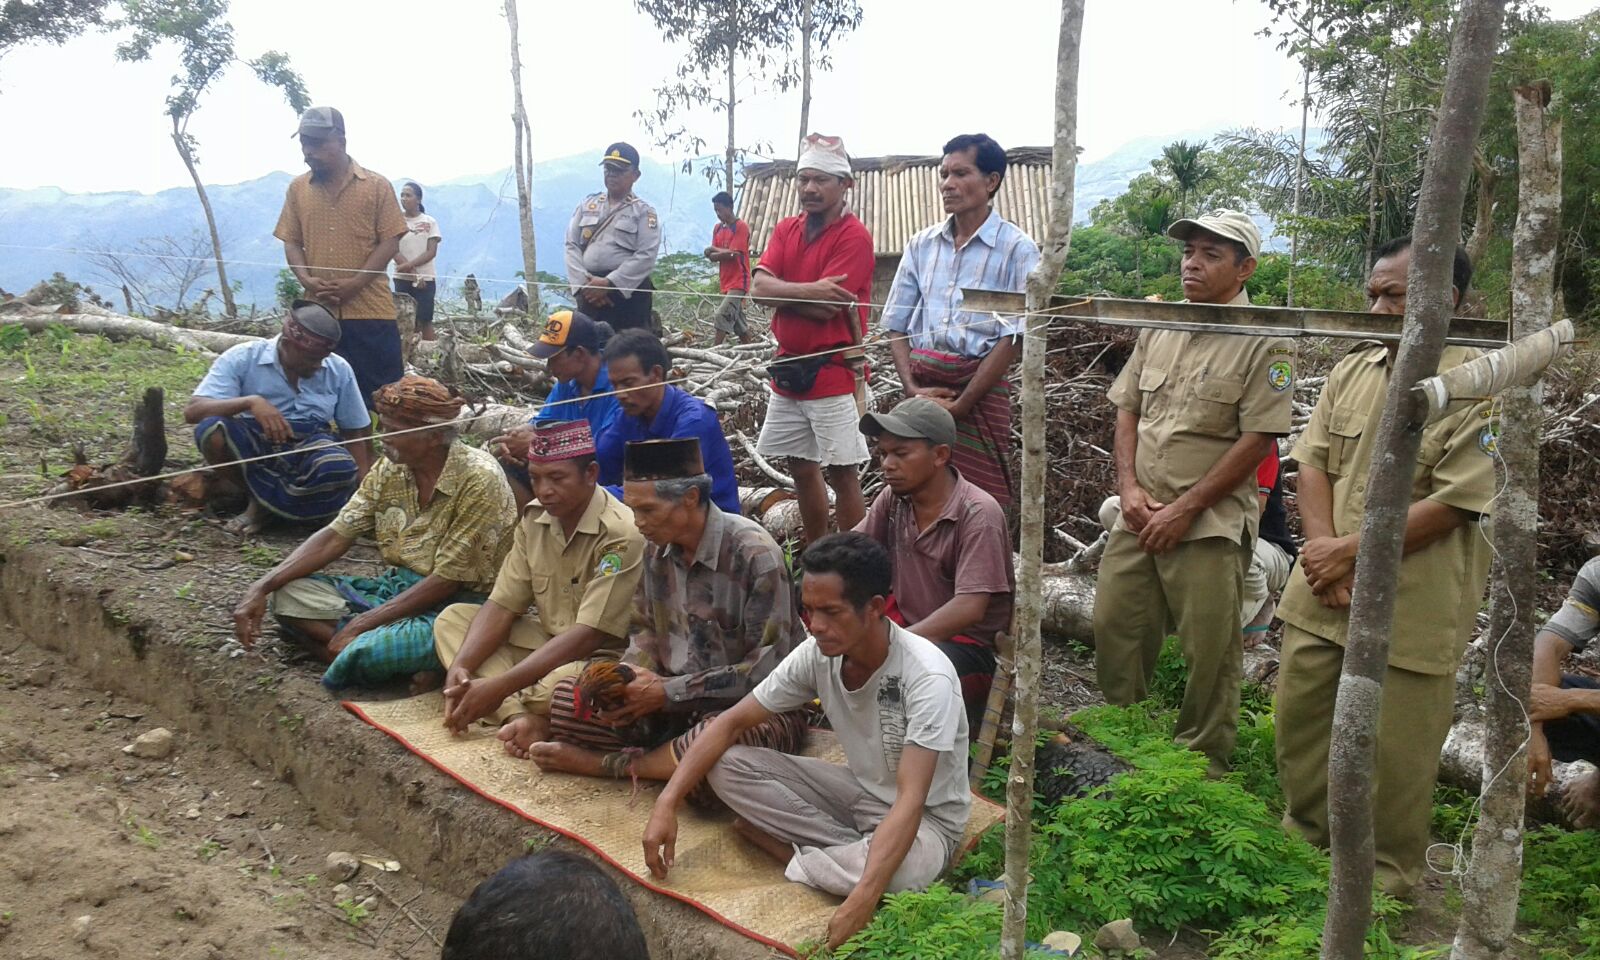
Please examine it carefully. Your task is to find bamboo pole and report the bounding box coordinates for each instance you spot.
[1320,2,1509,956]
[1450,79,1562,960]
[1001,2,1084,957]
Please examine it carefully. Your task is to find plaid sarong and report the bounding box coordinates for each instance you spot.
[316,567,485,689]
[909,349,1015,507]
[195,415,359,522]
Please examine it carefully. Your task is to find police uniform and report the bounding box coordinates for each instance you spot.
[564,191,662,332]
[1093,288,1295,770]
[433,485,645,721]
[1274,342,1496,896]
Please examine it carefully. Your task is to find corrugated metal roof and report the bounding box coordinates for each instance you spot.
[737,148,1055,258]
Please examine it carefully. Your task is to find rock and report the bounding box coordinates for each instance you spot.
[183,808,201,820]
[26,666,53,686]
[357,896,378,911]
[324,851,360,884]
[72,914,93,943]
[123,728,174,760]
[1042,930,1082,955]
[1094,919,1141,954]
[331,883,352,902]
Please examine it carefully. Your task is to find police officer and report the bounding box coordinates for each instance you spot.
[1275,237,1495,897]
[564,142,662,332]
[1092,210,1295,775]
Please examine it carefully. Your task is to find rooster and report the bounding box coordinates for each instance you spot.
[573,661,668,746]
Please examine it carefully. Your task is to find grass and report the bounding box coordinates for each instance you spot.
[334,898,370,927]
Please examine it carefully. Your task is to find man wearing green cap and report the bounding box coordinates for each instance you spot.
[1093,209,1294,774]
[565,143,662,332]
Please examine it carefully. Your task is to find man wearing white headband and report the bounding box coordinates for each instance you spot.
[750,133,874,545]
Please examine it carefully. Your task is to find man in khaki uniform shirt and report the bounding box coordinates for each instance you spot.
[1094,210,1294,772]
[435,421,645,757]
[1275,238,1495,897]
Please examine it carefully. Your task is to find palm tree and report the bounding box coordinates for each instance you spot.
[1123,190,1174,295]
[1160,140,1212,219]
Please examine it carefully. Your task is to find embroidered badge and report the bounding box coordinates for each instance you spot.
[1478,424,1499,456]
[596,552,623,577]
[1268,346,1294,356]
[646,213,658,230]
[1267,360,1293,392]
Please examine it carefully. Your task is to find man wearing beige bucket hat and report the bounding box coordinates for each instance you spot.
[1092,210,1295,774]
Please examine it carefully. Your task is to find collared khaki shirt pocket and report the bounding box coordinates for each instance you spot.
[1138,366,1169,421]
[1327,406,1366,478]
[526,573,551,615]
[1186,374,1244,436]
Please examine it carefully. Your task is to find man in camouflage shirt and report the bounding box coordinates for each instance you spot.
[528,438,808,792]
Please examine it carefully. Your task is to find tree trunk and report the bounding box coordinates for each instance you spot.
[1449,80,1561,960]
[1466,151,1500,269]
[171,118,236,319]
[725,0,738,195]
[1001,2,1083,957]
[798,0,813,153]
[505,0,539,313]
[1320,3,1508,958]
[1289,39,1311,307]
[0,312,258,356]
[1362,64,1392,273]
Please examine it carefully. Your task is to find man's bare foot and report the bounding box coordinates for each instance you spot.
[1561,768,1600,830]
[410,671,443,695]
[224,502,266,536]
[497,715,550,759]
[526,740,606,777]
[732,817,792,864]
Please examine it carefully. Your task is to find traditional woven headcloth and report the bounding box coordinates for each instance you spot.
[372,375,465,426]
[797,133,852,179]
[623,437,705,481]
[282,299,340,351]
[527,420,596,463]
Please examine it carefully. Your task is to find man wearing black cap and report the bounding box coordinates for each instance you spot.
[276,106,409,404]
[564,143,662,332]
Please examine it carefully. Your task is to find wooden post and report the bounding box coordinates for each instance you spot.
[505,0,540,313]
[1001,1,1082,957]
[1450,80,1561,960]
[1320,2,1509,957]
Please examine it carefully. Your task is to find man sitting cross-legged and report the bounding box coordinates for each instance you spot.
[526,437,808,792]
[853,397,1013,729]
[434,420,646,756]
[185,299,373,535]
[233,376,517,687]
[642,532,971,950]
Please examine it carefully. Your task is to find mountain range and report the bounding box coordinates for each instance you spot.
[0,131,1251,310]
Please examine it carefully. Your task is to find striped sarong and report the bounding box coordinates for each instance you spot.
[314,567,487,689]
[909,349,1015,507]
[194,415,359,522]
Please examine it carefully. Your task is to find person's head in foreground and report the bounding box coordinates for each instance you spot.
[603,328,670,421]
[799,531,893,659]
[939,133,1007,217]
[621,437,711,549]
[533,310,614,385]
[278,299,342,378]
[1366,235,1473,318]
[440,849,649,960]
[526,420,600,520]
[796,133,853,224]
[371,376,463,466]
[1165,209,1260,305]
[859,397,957,497]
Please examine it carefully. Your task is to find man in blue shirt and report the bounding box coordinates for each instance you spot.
[595,328,741,514]
[185,300,373,534]
[493,310,623,509]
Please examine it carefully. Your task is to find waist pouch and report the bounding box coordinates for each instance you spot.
[767,354,834,394]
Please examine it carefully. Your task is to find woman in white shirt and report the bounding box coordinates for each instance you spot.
[394,181,443,340]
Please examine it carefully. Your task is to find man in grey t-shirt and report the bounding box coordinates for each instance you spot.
[1529,555,1600,828]
[641,532,970,950]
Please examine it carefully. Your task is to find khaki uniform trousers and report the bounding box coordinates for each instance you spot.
[1274,624,1456,896]
[1092,530,1249,770]
[432,602,603,724]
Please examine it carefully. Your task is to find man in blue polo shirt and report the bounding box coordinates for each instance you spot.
[594,328,741,514]
[185,300,373,534]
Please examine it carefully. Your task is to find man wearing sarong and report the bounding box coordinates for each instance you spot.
[186,299,372,535]
[881,133,1041,509]
[231,376,517,689]
[854,397,1013,728]
[526,438,808,795]
[434,420,646,756]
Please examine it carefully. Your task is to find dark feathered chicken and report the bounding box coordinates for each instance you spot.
[1034,726,1133,807]
[573,661,668,746]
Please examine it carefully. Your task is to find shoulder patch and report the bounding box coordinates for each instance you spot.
[1478,424,1499,457]
[596,552,623,577]
[585,198,599,211]
[1267,360,1294,392]
[1268,346,1294,356]
[646,212,658,230]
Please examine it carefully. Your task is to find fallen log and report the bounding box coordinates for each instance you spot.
[0,310,261,356]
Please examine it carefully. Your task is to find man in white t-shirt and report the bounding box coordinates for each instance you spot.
[641,531,970,950]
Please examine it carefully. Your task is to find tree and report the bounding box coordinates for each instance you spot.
[1159,140,1212,219]
[1092,174,1173,295]
[1002,1,1083,957]
[1320,1,1509,957]
[87,231,214,314]
[793,0,861,153]
[114,0,309,319]
[504,0,538,313]
[0,0,108,69]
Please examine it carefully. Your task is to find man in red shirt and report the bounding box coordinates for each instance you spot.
[704,191,754,346]
[751,133,875,543]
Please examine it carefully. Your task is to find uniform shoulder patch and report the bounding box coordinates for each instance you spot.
[1478,424,1499,456]
[1268,346,1294,356]
[1267,359,1294,392]
[646,212,658,229]
[596,552,624,577]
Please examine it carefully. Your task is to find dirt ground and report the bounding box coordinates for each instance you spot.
[0,629,459,960]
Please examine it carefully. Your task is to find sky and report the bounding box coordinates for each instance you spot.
[0,0,1594,195]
